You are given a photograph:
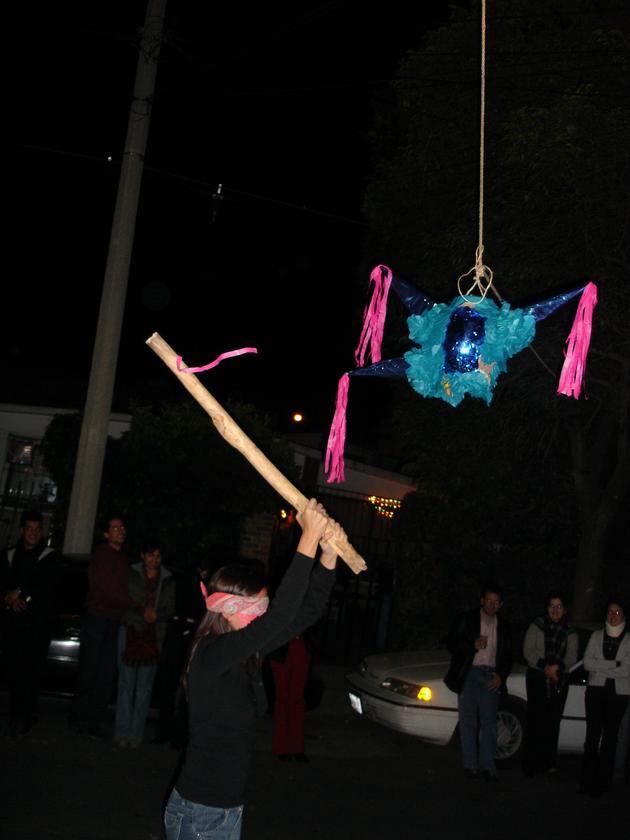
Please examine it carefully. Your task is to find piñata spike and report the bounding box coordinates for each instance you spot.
[557,282,597,399]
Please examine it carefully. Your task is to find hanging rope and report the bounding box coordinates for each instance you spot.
[454,1,556,377]
[458,0,496,304]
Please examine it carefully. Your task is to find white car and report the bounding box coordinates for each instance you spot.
[346,649,589,765]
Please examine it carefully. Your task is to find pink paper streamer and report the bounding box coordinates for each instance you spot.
[354,265,393,368]
[325,373,350,484]
[557,282,597,400]
[176,347,258,374]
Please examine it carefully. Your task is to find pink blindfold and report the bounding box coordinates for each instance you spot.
[200,583,269,626]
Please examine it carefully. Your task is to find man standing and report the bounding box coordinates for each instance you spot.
[444,585,513,780]
[1,511,60,737]
[70,516,154,736]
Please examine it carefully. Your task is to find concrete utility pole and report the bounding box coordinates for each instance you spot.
[63,0,167,557]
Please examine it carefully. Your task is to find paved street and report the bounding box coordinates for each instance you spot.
[1,666,627,840]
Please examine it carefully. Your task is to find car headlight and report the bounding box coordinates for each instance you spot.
[380,677,433,702]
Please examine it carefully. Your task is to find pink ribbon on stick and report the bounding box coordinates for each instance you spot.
[176,347,258,374]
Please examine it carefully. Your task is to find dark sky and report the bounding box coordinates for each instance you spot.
[10,0,456,431]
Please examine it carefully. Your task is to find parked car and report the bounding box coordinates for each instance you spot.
[346,647,590,766]
[44,559,88,693]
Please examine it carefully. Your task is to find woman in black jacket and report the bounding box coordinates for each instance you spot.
[164,499,343,840]
[522,592,578,776]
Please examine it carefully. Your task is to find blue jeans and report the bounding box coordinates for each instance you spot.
[164,789,243,840]
[114,628,157,742]
[458,665,499,772]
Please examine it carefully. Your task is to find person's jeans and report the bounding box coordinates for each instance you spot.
[164,789,243,840]
[114,660,157,741]
[458,665,500,772]
[71,613,120,729]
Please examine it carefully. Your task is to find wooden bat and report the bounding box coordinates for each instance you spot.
[145,333,367,573]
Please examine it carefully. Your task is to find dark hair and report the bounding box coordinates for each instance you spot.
[140,541,162,555]
[209,563,267,597]
[481,583,504,601]
[20,510,43,527]
[184,563,267,687]
[546,591,566,607]
[605,596,627,617]
[101,514,124,533]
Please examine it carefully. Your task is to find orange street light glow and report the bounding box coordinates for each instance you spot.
[417,686,432,702]
[292,413,303,423]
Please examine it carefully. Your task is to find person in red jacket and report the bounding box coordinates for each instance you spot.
[69,516,154,737]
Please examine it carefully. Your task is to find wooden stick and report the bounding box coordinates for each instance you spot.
[145,333,367,573]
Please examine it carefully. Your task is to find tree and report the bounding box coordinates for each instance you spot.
[42,400,297,568]
[362,0,629,622]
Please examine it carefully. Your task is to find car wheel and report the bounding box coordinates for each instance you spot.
[495,698,526,766]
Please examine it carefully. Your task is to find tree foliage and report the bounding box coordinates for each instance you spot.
[41,401,297,568]
[362,0,629,628]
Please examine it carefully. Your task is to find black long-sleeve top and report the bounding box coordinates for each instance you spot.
[176,551,335,808]
[0,540,60,627]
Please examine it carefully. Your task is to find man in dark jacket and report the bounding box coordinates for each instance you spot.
[444,584,513,780]
[69,516,154,736]
[1,510,60,736]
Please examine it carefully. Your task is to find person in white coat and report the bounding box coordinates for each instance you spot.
[580,598,630,797]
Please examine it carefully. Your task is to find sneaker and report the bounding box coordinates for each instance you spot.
[129,739,141,749]
[115,736,129,748]
[464,769,480,780]
[481,770,498,782]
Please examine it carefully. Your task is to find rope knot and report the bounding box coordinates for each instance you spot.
[457,246,495,304]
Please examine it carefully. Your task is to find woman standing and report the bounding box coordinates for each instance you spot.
[580,599,630,796]
[522,592,578,776]
[114,542,175,747]
[164,499,343,840]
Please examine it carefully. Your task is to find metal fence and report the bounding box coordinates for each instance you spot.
[306,488,401,665]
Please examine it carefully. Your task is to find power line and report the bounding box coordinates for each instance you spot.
[19,143,368,227]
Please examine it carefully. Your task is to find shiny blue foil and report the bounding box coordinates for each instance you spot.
[522,285,586,321]
[442,307,486,374]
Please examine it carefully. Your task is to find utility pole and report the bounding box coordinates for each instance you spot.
[63,0,167,557]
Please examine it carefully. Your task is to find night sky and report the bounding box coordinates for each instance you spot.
[9,0,456,431]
